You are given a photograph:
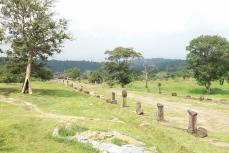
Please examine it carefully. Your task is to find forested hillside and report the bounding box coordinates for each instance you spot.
[0,58,186,73]
[46,58,186,73]
[131,58,186,72]
[45,60,102,72]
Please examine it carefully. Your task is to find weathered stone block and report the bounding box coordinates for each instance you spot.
[136,101,144,115]
[197,127,208,138]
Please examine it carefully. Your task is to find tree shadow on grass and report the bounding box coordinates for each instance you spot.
[0,87,20,97]
[0,85,83,98]
[34,89,83,98]
[189,88,229,96]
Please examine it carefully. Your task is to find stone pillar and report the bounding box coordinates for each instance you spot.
[158,82,162,94]
[112,92,116,101]
[187,110,198,134]
[70,82,73,88]
[157,103,164,121]
[122,90,127,107]
[136,101,144,115]
[111,92,117,104]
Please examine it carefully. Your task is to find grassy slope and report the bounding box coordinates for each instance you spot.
[0,81,228,153]
[0,104,98,153]
[125,79,229,100]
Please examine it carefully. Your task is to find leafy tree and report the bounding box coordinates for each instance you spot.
[88,71,103,84]
[0,0,70,94]
[104,47,142,87]
[62,67,80,79]
[186,35,229,93]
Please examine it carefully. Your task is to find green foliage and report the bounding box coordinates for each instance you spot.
[62,67,80,79]
[186,35,229,93]
[104,47,142,87]
[88,71,104,84]
[0,0,70,59]
[111,138,128,146]
[0,57,53,83]
[46,60,101,73]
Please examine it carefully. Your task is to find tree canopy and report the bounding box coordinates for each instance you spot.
[104,47,142,87]
[186,35,229,93]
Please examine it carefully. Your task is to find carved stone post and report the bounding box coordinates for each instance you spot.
[136,101,144,115]
[112,92,115,101]
[157,103,164,121]
[70,82,73,88]
[122,90,127,107]
[158,82,162,94]
[111,92,117,104]
[187,110,197,134]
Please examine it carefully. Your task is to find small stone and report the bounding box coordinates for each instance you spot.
[84,91,90,94]
[197,127,208,138]
[199,96,204,101]
[136,101,144,115]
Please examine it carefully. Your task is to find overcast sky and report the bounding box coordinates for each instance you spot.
[52,0,229,61]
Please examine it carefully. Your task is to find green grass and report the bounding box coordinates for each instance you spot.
[58,125,88,137]
[126,79,229,100]
[0,102,98,153]
[0,81,229,153]
[111,138,128,146]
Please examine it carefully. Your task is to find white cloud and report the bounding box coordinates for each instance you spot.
[52,0,229,61]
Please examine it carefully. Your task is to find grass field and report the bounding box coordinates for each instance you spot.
[125,79,229,100]
[0,81,229,153]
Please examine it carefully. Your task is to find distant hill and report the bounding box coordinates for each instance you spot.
[45,60,102,73]
[0,58,186,73]
[131,58,186,72]
[46,58,186,73]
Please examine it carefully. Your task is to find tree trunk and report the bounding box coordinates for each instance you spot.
[206,81,211,94]
[22,52,33,94]
[220,79,224,85]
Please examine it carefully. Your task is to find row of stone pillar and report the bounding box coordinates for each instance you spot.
[111,90,207,138]
[56,79,207,138]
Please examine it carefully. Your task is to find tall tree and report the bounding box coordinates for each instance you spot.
[0,0,70,94]
[186,35,229,93]
[104,47,142,87]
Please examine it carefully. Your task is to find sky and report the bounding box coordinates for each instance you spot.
[53,0,229,61]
